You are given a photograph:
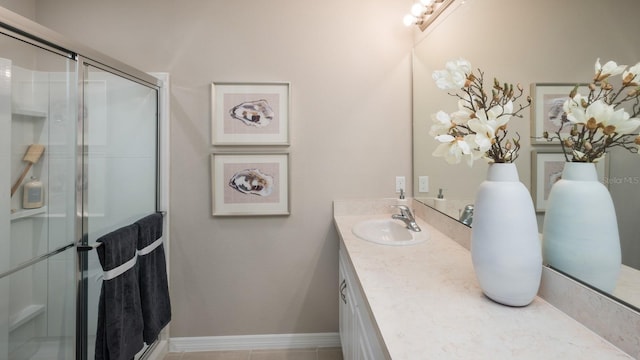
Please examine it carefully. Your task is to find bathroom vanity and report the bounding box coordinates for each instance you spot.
[334,199,636,359]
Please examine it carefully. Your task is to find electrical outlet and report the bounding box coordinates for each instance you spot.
[395,176,406,193]
[419,176,429,193]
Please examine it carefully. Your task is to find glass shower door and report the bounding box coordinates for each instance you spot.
[80,64,159,360]
[0,31,77,360]
[0,12,162,359]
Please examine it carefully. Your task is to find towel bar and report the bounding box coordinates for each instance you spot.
[76,211,167,252]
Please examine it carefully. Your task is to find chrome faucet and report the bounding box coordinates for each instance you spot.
[459,204,474,226]
[391,205,422,232]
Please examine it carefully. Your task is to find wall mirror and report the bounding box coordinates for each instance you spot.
[412,0,640,310]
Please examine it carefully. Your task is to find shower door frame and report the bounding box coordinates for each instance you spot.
[0,6,166,360]
[75,57,164,360]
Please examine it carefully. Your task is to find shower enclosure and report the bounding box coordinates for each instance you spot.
[0,7,166,360]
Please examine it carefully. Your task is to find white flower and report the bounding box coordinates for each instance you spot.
[501,100,514,115]
[623,62,640,84]
[429,101,474,137]
[450,99,474,123]
[571,99,610,126]
[474,102,512,132]
[566,98,640,134]
[448,58,472,75]
[573,149,605,163]
[467,118,494,152]
[434,134,456,143]
[432,58,471,90]
[572,149,587,161]
[602,108,640,135]
[429,111,454,136]
[595,58,626,80]
[563,93,588,110]
[563,94,589,124]
[463,134,487,161]
[432,134,475,166]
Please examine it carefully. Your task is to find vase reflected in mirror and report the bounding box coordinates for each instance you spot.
[542,162,621,293]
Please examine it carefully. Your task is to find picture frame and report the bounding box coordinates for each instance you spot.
[530,83,587,145]
[531,149,608,212]
[211,82,290,146]
[211,152,290,216]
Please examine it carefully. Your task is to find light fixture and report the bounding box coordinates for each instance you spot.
[403,0,455,31]
[410,3,426,16]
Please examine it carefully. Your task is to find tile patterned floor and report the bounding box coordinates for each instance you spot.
[163,347,343,360]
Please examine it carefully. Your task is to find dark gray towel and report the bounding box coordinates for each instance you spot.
[95,223,144,360]
[136,213,171,344]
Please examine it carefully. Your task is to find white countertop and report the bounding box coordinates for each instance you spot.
[334,214,633,359]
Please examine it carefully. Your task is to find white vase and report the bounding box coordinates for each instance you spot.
[542,162,621,293]
[471,163,542,306]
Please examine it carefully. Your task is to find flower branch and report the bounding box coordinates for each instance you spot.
[429,58,531,166]
[542,59,640,162]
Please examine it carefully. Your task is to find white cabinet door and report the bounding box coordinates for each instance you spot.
[356,309,375,360]
[339,248,386,360]
[339,256,355,359]
[355,298,385,360]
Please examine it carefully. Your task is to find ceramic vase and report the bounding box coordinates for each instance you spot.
[542,162,621,293]
[471,163,542,306]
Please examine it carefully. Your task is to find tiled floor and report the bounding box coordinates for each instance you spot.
[163,347,343,360]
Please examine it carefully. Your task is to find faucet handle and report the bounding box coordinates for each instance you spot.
[390,205,421,232]
[391,204,412,218]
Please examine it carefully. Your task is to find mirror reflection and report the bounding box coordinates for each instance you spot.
[412,0,640,309]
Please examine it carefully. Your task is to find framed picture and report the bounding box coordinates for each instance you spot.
[530,83,587,145]
[531,150,608,212]
[211,152,290,216]
[211,82,290,145]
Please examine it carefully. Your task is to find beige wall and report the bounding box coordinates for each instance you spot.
[0,0,34,19]
[21,0,414,336]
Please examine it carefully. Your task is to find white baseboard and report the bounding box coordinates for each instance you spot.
[169,332,341,353]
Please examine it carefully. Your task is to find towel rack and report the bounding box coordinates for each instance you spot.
[76,211,166,252]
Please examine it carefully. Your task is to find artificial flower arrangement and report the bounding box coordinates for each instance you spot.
[543,59,640,162]
[430,58,531,166]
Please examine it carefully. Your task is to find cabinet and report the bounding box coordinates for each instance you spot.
[339,247,386,360]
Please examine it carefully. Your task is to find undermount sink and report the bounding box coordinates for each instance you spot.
[352,219,429,246]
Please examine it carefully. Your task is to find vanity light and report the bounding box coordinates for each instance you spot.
[410,3,427,16]
[402,14,419,27]
[403,0,455,31]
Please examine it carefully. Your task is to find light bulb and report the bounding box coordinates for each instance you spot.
[410,3,425,16]
[403,14,417,26]
[420,0,434,6]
